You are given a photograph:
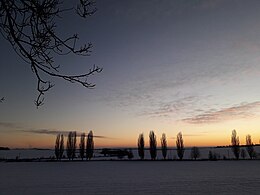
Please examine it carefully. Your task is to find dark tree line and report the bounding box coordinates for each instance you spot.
[0,0,102,107]
[137,131,185,160]
[55,130,94,161]
[231,130,256,160]
[56,129,257,161]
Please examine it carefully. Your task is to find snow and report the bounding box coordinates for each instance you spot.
[0,161,260,194]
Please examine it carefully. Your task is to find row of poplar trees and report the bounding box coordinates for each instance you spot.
[138,130,256,160]
[55,131,94,161]
[138,131,185,160]
[231,129,256,160]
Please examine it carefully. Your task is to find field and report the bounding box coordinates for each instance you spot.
[1,161,260,194]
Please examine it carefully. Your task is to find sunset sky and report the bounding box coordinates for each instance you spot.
[1,0,260,148]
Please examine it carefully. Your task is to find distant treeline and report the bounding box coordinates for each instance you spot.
[0,147,10,150]
[53,129,258,161]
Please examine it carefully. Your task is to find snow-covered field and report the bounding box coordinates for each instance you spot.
[0,161,260,194]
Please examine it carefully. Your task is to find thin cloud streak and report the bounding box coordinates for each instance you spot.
[0,122,21,129]
[22,129,110,139]
[182,101,260,124]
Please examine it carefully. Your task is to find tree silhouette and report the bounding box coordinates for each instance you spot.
[0,0,102,107]
[149,131,157,160]
[231,130,240,160]
[66,131,77,160]
[0,97,4,103]
[241,148,246,159]
[246,134,255,159]
[79,133,85,160]
[138,133,145,160]
[55,133,64,160]
[86,130,94,160]
[161,133,167,160]
[176,132,184,160]
[127,149,134,160]
[190,146,200,160]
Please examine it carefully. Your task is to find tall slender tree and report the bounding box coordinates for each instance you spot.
[176,132,184,160]
[149,131,157,160]
[161,133,167,160]
[59,134,64,160]
[231,130,240,160]
[246,134,255,159]
[55,133,64,161]
[79,133,85,160]
[66,131,77,160]
[86,131,94,160]
[55,134,61,160]
[138,133,145,160]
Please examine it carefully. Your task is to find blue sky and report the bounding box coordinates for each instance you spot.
[1,0,260,148]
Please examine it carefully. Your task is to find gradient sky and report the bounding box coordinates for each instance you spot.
[1,0,260,148]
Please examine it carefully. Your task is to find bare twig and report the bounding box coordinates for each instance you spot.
[0,0,102,107]
[0,97,4,103]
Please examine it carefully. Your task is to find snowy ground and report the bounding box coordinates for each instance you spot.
[0,161,260,194]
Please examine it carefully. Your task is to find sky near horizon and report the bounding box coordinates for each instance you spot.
[1,0,260,148]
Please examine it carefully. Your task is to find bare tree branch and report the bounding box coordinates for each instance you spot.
[0,0,102,107]
[0,97,4,103]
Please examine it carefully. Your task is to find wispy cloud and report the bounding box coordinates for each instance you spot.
[22,129,110,139]
[182,101,260,124]
[140,96,198,118]
[170,132,208,139]
[0,122,21,129]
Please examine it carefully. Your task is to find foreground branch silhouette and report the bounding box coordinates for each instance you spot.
[0,0,102,107]
[0,97,4,103]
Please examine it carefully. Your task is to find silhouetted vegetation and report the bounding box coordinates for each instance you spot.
[246,134,255,159]
[55,134,64,160]
[0,0,102,107]
[138,133,145,160]
[190,146,200,160]
[241,148,246,159]
[176,132,185,160]
[86,131,94,160]
[0,146,9,150]
[100,148,131,159]
[66,131,77,160]
[0,97,4,103]
[149,131,157,160]
[231,130,240,160]
[127,149,134,160]
[208,150,221,160]
[161,133,167,160]
[79,133,85,160]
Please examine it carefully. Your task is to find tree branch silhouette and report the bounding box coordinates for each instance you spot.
[0,97,4,103]
[0,0,102,107]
